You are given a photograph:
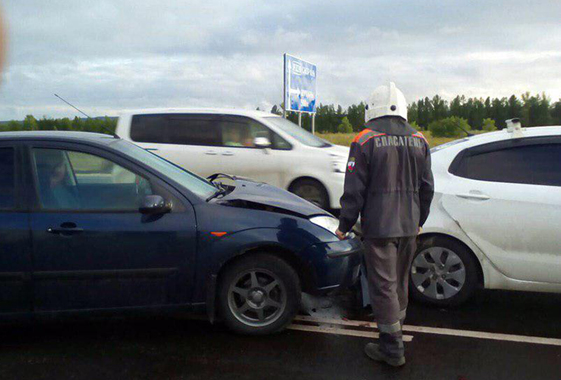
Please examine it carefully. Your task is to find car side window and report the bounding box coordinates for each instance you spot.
[168,115,221,146]
[271,132,292,150]
[456,143,561,186]
[220,116,292,150]
[32,148,154,211]
[130,114,168,143]
[0,148,15,210]
[221,117,267,148]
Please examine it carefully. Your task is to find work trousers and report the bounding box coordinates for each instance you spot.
[363,236,417,358]
[363,236,417,325]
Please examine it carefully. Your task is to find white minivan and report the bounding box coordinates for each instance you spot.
[116,109,350,209]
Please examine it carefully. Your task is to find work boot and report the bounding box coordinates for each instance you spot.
[366,321,405,366]
[364,342,406,367]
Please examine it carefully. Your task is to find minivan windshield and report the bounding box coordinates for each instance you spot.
[265,117,331,148]
[113,140,217,200]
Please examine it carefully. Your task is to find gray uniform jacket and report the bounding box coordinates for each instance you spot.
[338,116,434,238]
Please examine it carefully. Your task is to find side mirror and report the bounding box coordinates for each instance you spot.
[253,137,271,149]
[139,195,171,215]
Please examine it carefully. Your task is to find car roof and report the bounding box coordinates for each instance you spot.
[466,126,560,143]
[0,130,118,145]
[437,125,561,151]
[117,108,281,119]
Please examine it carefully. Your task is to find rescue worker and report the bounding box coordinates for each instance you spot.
[335,82,434,367]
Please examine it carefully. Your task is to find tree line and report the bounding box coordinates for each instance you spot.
[277,92,561,134]
[0,116,117,134]
[2,92,560,136]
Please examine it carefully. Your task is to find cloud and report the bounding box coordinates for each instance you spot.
[0,0,560,120]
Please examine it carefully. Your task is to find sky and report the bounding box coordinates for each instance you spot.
[0,0,560,120]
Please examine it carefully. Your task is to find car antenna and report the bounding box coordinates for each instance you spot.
[54,94,120,138]
[457,124,473,137]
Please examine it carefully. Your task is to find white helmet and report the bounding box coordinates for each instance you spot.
[365,82,408,122]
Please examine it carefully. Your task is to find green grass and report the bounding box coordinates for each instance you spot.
[318,131,461,148]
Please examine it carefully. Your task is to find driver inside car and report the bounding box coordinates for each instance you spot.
[224,125,253,147]
[45,158,80,210]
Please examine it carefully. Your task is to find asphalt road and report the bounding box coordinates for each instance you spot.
[0,290,559,380]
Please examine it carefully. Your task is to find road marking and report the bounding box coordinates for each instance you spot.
[401,324,561,347]
[288,323,414,342]
[290,316,413,341]
[294,316,561,347]
[295,315,378,328]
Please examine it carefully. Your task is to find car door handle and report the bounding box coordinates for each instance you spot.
[222,151,235,156]
[145,147,159,152]
[205,150,218,156]
[47,222,84,236]
[456,192,490,201]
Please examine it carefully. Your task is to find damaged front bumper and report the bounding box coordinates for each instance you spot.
[303,236,363,293]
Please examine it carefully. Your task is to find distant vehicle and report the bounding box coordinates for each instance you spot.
[0,131,362,334]
[413,123,561,306]
[115,109,350,210]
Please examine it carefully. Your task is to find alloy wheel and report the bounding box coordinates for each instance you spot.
[227,269,287,327]
[411,247,466,300]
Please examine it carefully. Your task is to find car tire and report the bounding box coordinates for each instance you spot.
[409,236,479,307]
[218,253,301,335]
[289,178,329,210]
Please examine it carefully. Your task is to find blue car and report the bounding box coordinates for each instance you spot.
[0,131,362,334]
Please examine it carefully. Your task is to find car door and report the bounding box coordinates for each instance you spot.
[27,141,197,312]
[218,115,291,187]
[441,137,561,284]
[0,143,33,315]
[128,113,224,178]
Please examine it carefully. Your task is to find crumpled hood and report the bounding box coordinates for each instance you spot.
[217,177,330,218]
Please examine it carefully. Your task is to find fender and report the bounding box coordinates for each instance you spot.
[193,227,324,307]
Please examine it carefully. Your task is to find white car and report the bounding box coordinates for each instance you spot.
[116,109,349,210]
[412,124,561,306]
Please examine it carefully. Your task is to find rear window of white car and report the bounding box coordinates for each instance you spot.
[453,142,561,186]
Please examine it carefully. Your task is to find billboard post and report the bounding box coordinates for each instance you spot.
[283,53,317,130]
[283,54,287,119]
[312,113,315,134]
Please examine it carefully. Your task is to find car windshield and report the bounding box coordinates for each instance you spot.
[265,117,331,148]
[112,140,217,200]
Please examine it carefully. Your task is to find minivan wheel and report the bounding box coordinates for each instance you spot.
[218,253,301,335]
[409,236,479,307]
[289,178,329,210]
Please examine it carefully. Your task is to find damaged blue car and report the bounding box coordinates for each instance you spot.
[0,131,362,334]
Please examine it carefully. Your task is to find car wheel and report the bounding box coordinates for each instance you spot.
[409,236,479,306]
[218,253,301,335]
[289,178,329,210]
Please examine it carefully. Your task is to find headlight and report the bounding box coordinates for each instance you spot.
[332,160,346,173]
[309,216,339,235]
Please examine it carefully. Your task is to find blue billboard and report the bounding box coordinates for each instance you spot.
[284,54,317,113]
